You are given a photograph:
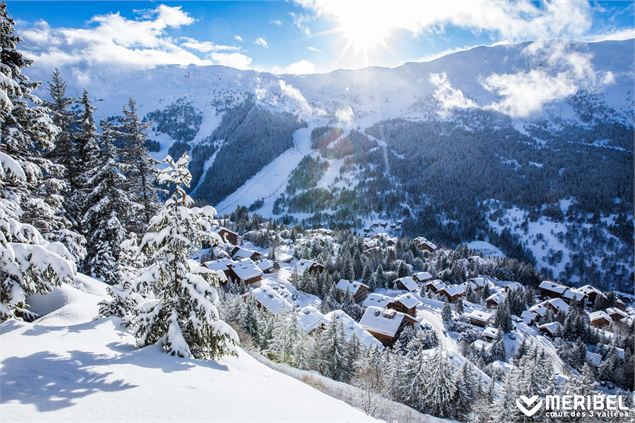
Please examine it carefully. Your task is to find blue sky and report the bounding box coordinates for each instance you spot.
[8,1,635,74]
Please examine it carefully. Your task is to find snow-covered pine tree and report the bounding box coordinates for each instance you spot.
[0,3,76,321]
[453,362,478,420]
[315,319,350,382]
[130,154,238,359]
[455,298,464,314]
[441,301,453,323]
[81,120,133,284]
[119,98,159,231]
[268,312,301,365]
[421,347,457,418]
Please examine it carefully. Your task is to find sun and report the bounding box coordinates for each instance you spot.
[338,15,391,53]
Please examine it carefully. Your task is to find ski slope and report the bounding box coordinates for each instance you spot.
[215,127,312,216]
[0,277,376,422]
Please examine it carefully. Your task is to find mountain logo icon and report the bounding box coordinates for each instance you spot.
[516,395,542,417]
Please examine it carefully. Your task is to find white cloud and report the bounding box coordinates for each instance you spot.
[285,60,316,74]
[254,36,269,48]
[297,0,592,42]
[208,52,253,70]
[19,5,212,69]
[270,19,283,26]
[278,80,325,118]
[334,104,354,126]
[180,37,240,53]
[585,27,635,42]
[481,40,614,117]
[290,12,313,36]
[233,34,243,42]
[430,72,476,113]
[306,46,321,53]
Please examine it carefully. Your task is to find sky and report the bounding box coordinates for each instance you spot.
[8,0,635,75]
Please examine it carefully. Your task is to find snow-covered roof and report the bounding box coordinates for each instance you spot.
[490,360,516,373]
[471,339,492,352]
[441,284,466,297]
[232,258,263,281]
[392,293,421,309]
[256,259,275,272]
[360,306,410,338]
[413,237,437,250]
[481,327,500,339]
[521,310,537,323]
[547,298,570,314]
[539,281,568,294]
[362,293,393,308]
[231,246,260,260]
[501,281,522,291]
[204,257,236,272]
[428,280,447,291]
[465,309,493,323]
[538,321,561,336]
[528,302,549,317]
[468,277,487,289]
[577,284,605,297]
[335,279,368,296]
[324,310,382,349]
[250,285,294,314]
[297,306,326,333]
[394,276,418,292]
[589,310,612,322]
[562,288,585,302]
[413,271,433,282]
[605,307,628,319]
[293,259,321,275]
[586,351,602,367]
[485,291,505,304]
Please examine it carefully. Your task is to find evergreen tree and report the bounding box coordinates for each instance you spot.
[422,348,457,418]
[129,154,238,359]
[453,362,478,420]
[0,3,76,320]
[494,300,513,332]
[119,98,159,231]
[81,121,132,283]
[455,298,464,315]
[441,301,453,323]
[315,319,350,382]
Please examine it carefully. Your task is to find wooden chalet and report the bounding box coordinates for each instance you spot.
[605,307,628,322]
[588,310,612,328]
[227,258,264,285]
[393,276,419,292]
[213,227,240,246]
[412,271,434,283]
[577,284,606,304]
[297,306,327,334]
[387,293,421,317]
[538,322,561,337]
[438,284,466,303]
[485,291,505,309]
[424,279,447,294]
[465,309,493,328]
[291,259,325,281]
[230,246,263,261]
[538,281,569,299]
[360,306,416,346]
[412,237,438,252]
[335,279,370,303]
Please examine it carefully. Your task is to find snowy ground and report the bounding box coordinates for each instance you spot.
[0,277,376,422]
[215,127,312,216]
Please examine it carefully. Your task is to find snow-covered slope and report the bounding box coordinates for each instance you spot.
[0,278,376,422]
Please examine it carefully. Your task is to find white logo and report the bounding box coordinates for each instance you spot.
[516,395,542,417]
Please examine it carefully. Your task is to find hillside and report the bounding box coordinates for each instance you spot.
[0,278,376,422]
[31,39,635,291]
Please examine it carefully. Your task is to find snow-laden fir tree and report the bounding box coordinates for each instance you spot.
[313,319,350,382]
[441,301,453,323]
[0,3,76,321]
[390,332,431,411]
[452,362,478,420]
[81,121,133,284]
[267,312,301,365]
[119,98,159,231]
[421,347,456,418]
[129,154,238,359]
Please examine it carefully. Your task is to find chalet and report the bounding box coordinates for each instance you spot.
[412,271,434,283]
[291,259,325,280]
[412,237,438,252]
[230,246,262,261]
[227,258,264,285]
[387,293,421,317]
[501,281,523,292]
[485,291,506,308]
[424,279,447,294]
[335,279,370,303]
[204,258,236,281]
[249,285,294,314]
[360,306,417,346]
[545,298,570,315]
[588,310,612,328]
[471,339,492,353]
[324,310,383,349]
[577,284,606,304]
[297,306,326,334]
[481,326,500,341]
[538,322,561,337]
[362,293,394,309]
[615,298,626,310]
[605,307,628,322]
[539,281,569,299]
[467,277,488,292]
[465,309,493,327]
[213,226,240,246]
[562,288,585,304]
[438,284,466,303]
[256,258,277,274]
[393,276,419,292]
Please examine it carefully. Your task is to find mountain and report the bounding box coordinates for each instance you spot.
[30,39,634,291]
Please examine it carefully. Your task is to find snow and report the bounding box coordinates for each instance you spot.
[335,279,368,296]
[249,284,294,314]
[1,277,377,422]
[359,306,408,338]
[231,258,263,281]
[215,127,312,216]
[392,293,421,309]
[464,309,493,324]
[412,271,433,282]
[362,293,394,309]
[465,240,505,257]
[323,310,383,349]
[394,276,419,292]
[297,306,326,333]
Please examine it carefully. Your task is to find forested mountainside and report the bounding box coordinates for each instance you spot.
[34,39,635,291]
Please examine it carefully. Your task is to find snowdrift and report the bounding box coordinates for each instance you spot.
[1,275,376,422]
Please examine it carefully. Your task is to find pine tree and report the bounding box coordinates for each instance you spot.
[0,3,77,321]
[494,299,513,332]
[81,121,132,283]
[422,347,457,418]
[268,312,301,365]
[442,301,453,323]
[453,362,478,419]
[119,98,159,231]
[129,154,238,359]
[316,319,350,382]
[455,298,464,315]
